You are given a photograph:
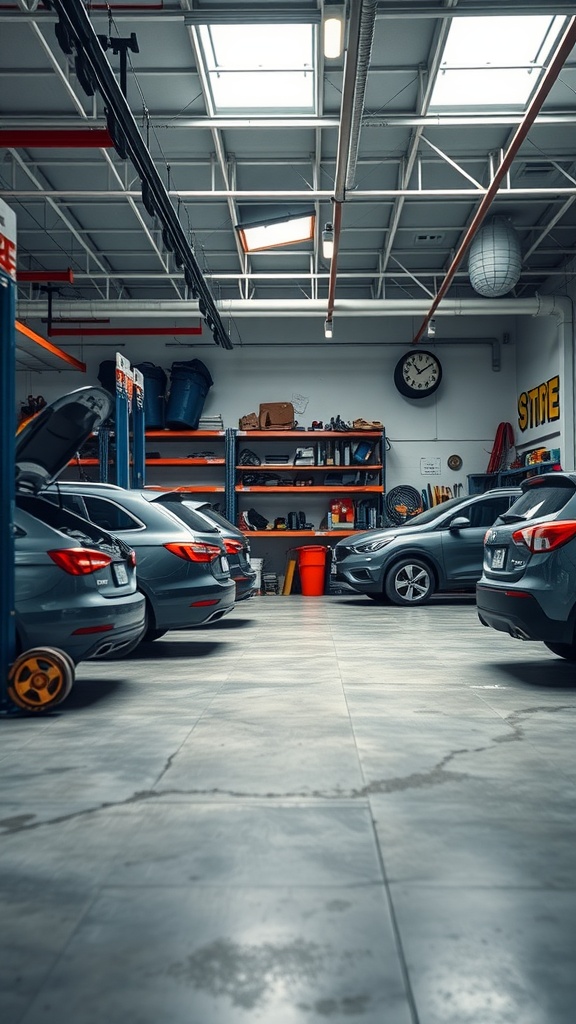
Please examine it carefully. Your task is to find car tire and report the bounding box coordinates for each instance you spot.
[140,603,167,642]
[384,559,435,605]
[145,628,167,641]
[544,641,576,661]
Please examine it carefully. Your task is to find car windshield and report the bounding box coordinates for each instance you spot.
[499,479,576,523]
[398,495,468,527]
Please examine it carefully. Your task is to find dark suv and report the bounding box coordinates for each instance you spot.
[477,472,576,660]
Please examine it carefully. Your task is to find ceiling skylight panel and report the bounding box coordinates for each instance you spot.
[198,23,316,113]
[430,15,565,109]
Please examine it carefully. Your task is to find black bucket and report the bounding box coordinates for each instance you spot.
[165,359,213,430]
[97,359,116,396]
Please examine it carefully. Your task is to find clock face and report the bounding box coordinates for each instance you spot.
[394,350,442,399]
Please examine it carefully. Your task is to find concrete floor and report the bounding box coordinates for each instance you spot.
[1,593,576,1024]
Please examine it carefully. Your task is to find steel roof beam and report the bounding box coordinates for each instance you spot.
[411,14,576,344]
[7,187,576,200]
[4,112,576,128]
[4,3,576,21]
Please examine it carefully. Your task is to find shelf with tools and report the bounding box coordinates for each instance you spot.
[467,459,561,494]
[142,429,226,494]
[232,429,386,538]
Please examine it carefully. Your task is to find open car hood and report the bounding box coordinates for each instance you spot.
[15,386,113,494]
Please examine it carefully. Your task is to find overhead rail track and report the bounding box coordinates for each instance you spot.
[45,0,232,349]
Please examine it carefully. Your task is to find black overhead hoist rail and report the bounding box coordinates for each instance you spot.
[45,0,233,350]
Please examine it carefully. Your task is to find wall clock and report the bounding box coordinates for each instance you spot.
[393,349,442,399]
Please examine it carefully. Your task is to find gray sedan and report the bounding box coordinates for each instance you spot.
[15,495,146,663]
[43,483,236,640]
[145,493,258,601]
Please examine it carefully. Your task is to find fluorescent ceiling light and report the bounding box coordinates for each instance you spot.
[323,4,345,59]
[197,23,315,113]
[236,208,315,253]
[429,15,565,109]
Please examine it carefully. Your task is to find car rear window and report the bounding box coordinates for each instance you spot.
[499,479,576,522]
[82,496,144,532]
[16,494,110,546]
[192,505,236,533]
[156,500,220,534]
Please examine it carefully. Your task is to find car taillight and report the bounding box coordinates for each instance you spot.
[512,520,576,553]
[164,541,222,563]
[223,538,244,555]
[127,549,137,568]
[48,548,113,575]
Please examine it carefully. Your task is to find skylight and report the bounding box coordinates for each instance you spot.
[197,23,316,114]
[430,15,565,109]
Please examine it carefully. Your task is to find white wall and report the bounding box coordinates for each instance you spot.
[17,311,523,495]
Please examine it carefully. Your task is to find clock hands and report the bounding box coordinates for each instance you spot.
[413,360,435,375]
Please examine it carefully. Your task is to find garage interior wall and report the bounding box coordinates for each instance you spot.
[16,302,570,482]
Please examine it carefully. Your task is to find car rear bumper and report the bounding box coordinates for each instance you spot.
[18,591,146,664]
[152,577,237,629]
[476,583,573,643]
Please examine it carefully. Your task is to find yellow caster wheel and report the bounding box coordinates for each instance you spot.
[8,647,74,712]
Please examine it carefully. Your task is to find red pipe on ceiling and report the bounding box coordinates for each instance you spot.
[0,130,113,149]
[18,270,74,283]
[49,326,203,337]
[411,15,576,345]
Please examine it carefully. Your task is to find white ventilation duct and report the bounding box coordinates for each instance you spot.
[468,216,522,297]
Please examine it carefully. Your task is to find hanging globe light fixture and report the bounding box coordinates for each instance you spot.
[468,216,522,297]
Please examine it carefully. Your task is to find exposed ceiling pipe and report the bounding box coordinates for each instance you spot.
[0,129,113,147]
[17,295,571,319]
[411,14,576,345]
[327,0,378,327]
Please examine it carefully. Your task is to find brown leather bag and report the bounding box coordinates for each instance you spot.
[259,402,295,430]
[239,412,259,430]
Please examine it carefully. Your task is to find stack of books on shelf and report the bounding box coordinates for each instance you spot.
[198,414,224,429]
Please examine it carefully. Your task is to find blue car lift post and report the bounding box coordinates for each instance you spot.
[132,366,145,488]
[0,235,17,714]
[113,355,144,489]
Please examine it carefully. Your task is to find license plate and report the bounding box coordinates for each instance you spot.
[112,562,128,585]
[220,556,229,573]
[491,548,506,569]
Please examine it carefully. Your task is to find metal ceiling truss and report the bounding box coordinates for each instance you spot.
[43,0,232,348]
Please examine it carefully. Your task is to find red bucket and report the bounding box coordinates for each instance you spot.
[296,545,328,596]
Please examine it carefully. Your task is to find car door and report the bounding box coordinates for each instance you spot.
[441,494,517,583]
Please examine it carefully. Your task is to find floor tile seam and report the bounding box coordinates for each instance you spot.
[0,793,378,835]
[83,880,392,893]
[147,670,249,789]
[365,806,422,1024]
[385,881,576,892]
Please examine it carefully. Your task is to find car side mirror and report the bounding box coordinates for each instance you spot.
[449,515,471,530]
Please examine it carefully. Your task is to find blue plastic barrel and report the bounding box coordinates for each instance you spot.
[135,362,167,429]
[165,359,213,430]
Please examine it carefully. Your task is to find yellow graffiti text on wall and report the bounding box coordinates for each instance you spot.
[517,375,560,432]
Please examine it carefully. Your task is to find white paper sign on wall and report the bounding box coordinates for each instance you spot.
[420,457,441,476]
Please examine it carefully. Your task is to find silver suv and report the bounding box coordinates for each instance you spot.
[477,472,576,660]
